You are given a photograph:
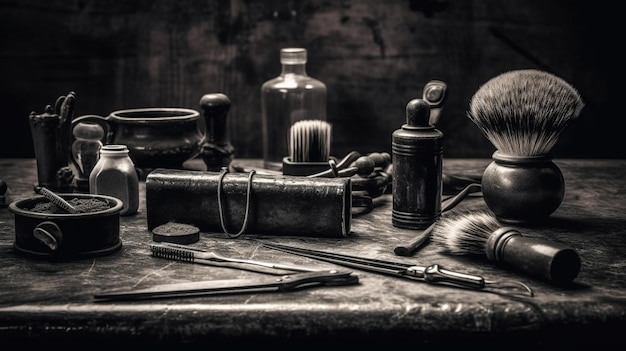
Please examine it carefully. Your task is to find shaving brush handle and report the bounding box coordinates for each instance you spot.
[486,228,580,284]
[482,152,564,224]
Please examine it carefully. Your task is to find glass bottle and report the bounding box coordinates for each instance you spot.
[89,144,139,216]
[71,121,104,192]
[261,48,327,171]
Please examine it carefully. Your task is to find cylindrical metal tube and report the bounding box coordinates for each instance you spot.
[146,169,351,237]
[392,99,443,229]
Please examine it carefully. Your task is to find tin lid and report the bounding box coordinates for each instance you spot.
[152,221,200,245]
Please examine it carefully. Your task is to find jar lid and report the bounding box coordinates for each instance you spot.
[151,221,200,244]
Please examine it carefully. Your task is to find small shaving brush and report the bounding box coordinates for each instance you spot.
[282,119,332,176]
[431,210,581,285]
[467,69,585,224]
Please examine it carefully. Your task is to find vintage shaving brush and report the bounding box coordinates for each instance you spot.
[431,210,581,285]
[467,69,584,224]
[282,119,332,176]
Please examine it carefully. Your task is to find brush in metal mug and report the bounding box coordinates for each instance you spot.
[431,210,581,285]
[467,69,584,224]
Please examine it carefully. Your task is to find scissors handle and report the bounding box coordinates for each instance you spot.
[94,269,358,302]
[406,264,485,289]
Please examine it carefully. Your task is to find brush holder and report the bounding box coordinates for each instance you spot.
[481,151,564,224]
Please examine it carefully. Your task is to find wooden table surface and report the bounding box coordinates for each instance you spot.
[1,158,625,350]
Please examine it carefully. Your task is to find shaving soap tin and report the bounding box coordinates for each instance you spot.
[9,193,123,259]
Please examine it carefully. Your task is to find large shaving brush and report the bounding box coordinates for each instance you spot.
[467,69,585,224]
[431,210,581,285]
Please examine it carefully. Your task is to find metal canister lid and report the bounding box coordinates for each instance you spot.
[151,221,200,244]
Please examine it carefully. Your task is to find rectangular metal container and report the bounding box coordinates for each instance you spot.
[146,169,352,237]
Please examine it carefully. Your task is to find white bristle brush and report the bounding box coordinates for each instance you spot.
[468,69,585,156]
[431,210,581,285]
[288,119,331,163]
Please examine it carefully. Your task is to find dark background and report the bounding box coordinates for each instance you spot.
[1,0,622,161]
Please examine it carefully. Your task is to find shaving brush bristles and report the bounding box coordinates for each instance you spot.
[289,119,332,163]
[430,211,501,255]
[468,69,585,156]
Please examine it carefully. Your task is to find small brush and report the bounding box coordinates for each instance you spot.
[150,243,319,273]
[37,187,80,214]
[282,119,332,176]
[288,119,331,163]
[430,210,581,285]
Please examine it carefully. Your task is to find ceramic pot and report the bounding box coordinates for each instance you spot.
[71,108,203,171]
[481,151,564,224]
[9,193,123,259]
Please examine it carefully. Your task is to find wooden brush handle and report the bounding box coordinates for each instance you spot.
[487,228,581,284]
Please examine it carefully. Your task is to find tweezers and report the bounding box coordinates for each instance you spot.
[94,269,358,301]
[260,242,534,297]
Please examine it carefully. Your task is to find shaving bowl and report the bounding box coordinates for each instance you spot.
[71,107,203,173]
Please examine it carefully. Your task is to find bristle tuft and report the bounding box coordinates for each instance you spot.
[289,119,332,162]
[431,210,504,256]
[468,69,584,156]
[151,245,195,262]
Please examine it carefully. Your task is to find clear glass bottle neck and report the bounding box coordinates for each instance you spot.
[281,63,307,76]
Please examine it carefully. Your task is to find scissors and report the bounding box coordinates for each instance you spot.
[94,269,358,302]
[260,242,533,297]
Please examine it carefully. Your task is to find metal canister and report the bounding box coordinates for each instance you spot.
[392,98,443,229]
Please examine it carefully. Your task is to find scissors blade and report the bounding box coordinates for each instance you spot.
[93,269,358,302]
[261,242,416,277]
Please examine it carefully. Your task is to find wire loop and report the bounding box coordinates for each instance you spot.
[217,167,255,238]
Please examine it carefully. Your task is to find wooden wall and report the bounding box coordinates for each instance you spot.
[1,0,621,161]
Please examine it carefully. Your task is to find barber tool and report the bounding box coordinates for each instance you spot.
[93,269,358,302]
[468,69,584,224]
[150,242,320,274]
[392,98,444,230]
[260,242,533,297]
[394,182,482,257]
[146,168,351,237]
[282,119,332,176]
[199,93,235,172]
[29,92,76,192]
[307,151,391,179]
[442,172,483,195]
[422,79,448,125]
[430,210,581,285]
[36,187,80,214]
